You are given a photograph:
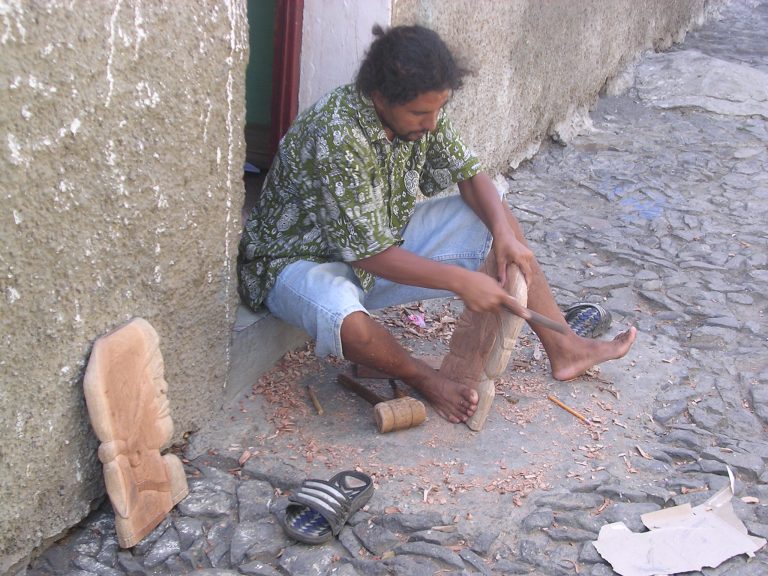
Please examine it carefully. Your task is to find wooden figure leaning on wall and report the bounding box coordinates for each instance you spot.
[84,318,188,548]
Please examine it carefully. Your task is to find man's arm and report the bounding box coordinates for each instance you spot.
[457,172,534,287]
[352,171,533,313]
[353,246,511,313]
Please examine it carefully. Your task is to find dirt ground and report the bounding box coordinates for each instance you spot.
[191,297,659,536]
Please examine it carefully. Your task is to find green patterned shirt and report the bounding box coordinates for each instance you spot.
[237,84,482,310]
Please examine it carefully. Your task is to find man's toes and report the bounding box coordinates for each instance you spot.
[438,408,460,423]
[617,326,637,341]
[463,387,479,405]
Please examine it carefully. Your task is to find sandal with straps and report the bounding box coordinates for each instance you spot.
[564,302,612,338]
[277,470,374,544]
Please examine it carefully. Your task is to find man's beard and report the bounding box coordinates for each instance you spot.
[380,117,427,142]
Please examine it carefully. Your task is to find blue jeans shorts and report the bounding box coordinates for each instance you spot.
[264,194,493,358]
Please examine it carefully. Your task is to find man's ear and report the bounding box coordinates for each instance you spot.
[370,90,387,110]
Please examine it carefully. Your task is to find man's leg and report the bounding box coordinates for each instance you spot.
[363,194,634,400]
[501,206,637,380]
[340,312,478,423]
[264,259,478,422]
[359,194,498,422]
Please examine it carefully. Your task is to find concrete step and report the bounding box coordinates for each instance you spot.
[226,304,307,404]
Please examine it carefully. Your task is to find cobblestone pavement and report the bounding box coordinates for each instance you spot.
[27,1,768,575]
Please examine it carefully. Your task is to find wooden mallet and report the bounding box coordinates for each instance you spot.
[337,373,426,433]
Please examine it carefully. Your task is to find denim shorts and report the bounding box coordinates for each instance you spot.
[264,194,493,358]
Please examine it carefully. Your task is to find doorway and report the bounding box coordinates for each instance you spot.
[243,0,303,217]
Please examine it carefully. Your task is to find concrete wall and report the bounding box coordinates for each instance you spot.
[0,2,248,572]
[393,0,710,171]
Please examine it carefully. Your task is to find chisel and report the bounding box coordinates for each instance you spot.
[502,297,569,335]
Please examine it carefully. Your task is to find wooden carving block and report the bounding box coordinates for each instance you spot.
[440,258,528,431]
[83,318,189,548]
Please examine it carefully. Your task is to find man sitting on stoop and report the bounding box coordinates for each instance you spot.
[237,24,636,429]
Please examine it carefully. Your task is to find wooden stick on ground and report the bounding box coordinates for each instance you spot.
[548,394,590,425]
[307,385,324,415]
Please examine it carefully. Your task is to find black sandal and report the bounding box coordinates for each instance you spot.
[277,470,374,544]
[564,302,612,338]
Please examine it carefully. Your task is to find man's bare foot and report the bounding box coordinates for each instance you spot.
[403,362,479,423]
[339,312,478,423]
[550,326,637,382]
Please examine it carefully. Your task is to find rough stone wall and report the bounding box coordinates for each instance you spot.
[0,2,247,572]
[392,0,710,171]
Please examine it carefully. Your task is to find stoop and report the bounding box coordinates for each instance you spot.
[226,304,308,404]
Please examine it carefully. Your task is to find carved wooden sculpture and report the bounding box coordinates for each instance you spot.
[83,318,188,548]
[440,254,528,430]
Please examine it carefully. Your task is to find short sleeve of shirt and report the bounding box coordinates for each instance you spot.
[419,112,482,197]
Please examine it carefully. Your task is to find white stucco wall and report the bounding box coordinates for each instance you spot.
[298,0,391,111]
[393,0,711,173]
[300,0,710,176]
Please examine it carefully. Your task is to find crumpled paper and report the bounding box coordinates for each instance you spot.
[593,468,766,576]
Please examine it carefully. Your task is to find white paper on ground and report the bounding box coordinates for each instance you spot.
[593,468,766,576]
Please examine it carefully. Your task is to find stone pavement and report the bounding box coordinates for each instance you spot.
[26,1,768,575]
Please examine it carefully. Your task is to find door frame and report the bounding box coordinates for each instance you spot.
[269,0,304,158]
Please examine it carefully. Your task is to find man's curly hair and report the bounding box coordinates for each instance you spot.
[356,24,468,105]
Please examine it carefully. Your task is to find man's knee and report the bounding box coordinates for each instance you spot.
[340,311,376,347]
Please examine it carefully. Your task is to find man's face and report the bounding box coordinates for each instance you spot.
[372,89,451,142]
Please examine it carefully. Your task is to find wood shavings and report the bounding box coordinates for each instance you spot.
[681,485,709,495]
[635,445,653,460]
[379,302,462,344]
[482,470,543,497]
[578,444,606,460]
[252,343,324,432]
[595,399,618,413]
[598,385,620,399]
[621,453,637,474]
[238,450,252,466]
[592,498,611,516]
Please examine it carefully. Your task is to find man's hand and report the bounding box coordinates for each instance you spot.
[354,247,513,314]
[489,226,534,288]
[452,269,516,313]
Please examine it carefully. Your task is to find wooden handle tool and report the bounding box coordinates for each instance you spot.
[337,373,385,405]
[502,297,569,335]
[337,374,426,433]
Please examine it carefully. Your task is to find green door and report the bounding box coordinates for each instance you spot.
[245,0,277,171]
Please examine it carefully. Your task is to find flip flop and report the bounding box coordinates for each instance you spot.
[277,470,374,544]
[564,302,612,338]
